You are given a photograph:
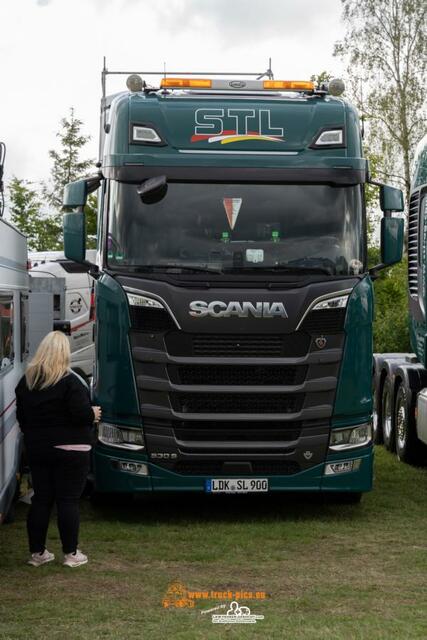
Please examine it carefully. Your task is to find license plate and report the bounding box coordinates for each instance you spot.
[206,478,268,493]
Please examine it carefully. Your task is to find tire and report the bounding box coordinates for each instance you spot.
[394,383,426,465]
[381,377,395,451]
[372,374,383,445]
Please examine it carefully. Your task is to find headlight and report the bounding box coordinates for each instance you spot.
[329,423,372,450]
[98,422,145,450]
[126,292,164,309]
[312,295,349,311]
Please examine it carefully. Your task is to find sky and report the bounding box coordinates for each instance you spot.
[0,0,345,189]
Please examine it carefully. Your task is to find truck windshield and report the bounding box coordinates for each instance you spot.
[107,181,364,276]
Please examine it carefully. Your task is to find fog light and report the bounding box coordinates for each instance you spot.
[116,461,148,476]
[324,459,362,475]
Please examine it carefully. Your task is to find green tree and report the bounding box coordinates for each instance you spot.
[334,0,427,207]
[44,108,97,249]
[8,177,60,250]
[372,257,410,352]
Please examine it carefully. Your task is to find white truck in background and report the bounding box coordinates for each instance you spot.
[29,250,96,381]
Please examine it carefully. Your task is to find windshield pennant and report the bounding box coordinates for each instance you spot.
[223,198,242,230]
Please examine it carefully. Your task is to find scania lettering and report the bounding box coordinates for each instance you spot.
[63,64,404,503]
[189,300,288,318]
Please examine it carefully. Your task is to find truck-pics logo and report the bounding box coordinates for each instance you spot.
[189,300,288,318]
[191,108,285,144]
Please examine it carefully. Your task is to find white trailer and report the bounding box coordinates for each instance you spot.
[0,217,29,523]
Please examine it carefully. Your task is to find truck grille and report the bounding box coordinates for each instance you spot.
[168,364,307,386]
[173,420,301,442]
[408,190,420,298]
[171,460,300,476]
[300,308,346,334]
[165,332,310,358]
[170,392,303,414]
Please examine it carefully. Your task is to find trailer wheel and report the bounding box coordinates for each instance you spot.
[381,376,395,451]
[395,383,425,465]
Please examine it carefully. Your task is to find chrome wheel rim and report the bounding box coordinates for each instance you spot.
[396,398,407,450]
[383,389,392,440]
[372,381,378,439]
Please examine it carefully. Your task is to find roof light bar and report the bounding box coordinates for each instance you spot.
[160,78,212,89]
[263,80,314,91]
[159,77,314,92]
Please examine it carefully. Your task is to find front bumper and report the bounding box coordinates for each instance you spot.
[92,443,373,494]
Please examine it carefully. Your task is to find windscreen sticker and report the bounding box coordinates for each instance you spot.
[223,198,242,230]
[246,249,264,263]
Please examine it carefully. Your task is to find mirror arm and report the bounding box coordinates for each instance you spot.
[368,263,386,279]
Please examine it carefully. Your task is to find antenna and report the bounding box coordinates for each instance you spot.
[257,58,274,81]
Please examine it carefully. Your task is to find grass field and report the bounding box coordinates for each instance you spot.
[1,446,427,640]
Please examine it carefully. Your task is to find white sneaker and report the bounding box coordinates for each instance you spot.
[63,549,88,567]
[28,549,55,566]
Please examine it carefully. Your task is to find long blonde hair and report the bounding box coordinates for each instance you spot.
[25,331,71,390]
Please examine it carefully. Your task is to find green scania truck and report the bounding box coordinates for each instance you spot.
[373,134,427,464]
[63,66,404,502]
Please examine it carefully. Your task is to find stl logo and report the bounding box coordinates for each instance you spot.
[162,581,194,609]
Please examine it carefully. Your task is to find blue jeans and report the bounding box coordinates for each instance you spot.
[26,446,90,554]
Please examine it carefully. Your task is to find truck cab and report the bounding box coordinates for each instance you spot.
[63,69,404,500]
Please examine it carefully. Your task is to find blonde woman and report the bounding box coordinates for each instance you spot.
[15,331,101,568]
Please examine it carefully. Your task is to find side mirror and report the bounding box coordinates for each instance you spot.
[63,179,89,208]
[63,176,101,272]
[63,210,86,263]
[380,184,404,213]
[381,217,404,267]
[63,175,101,208]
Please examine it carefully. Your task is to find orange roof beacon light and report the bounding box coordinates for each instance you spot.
[263,80,315,91]
[160,78,212,89]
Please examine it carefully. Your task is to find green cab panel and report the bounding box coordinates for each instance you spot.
[94,273,140,424]
[333,276,374,425]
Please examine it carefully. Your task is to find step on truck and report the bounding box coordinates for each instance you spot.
[62,65,405,501]
[373,133,427,464]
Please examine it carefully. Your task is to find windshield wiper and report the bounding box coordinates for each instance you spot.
[134,263,223,274]
[223,265,333,275]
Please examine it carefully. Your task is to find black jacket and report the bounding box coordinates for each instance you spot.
[15,372,95,447]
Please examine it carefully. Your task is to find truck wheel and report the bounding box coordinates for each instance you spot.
[372,374,383,444]
[381,377,395,451]
[395,383,425,465]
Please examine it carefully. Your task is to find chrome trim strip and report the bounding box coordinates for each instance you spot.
[295,288,353,331]
[178,149,299,156]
